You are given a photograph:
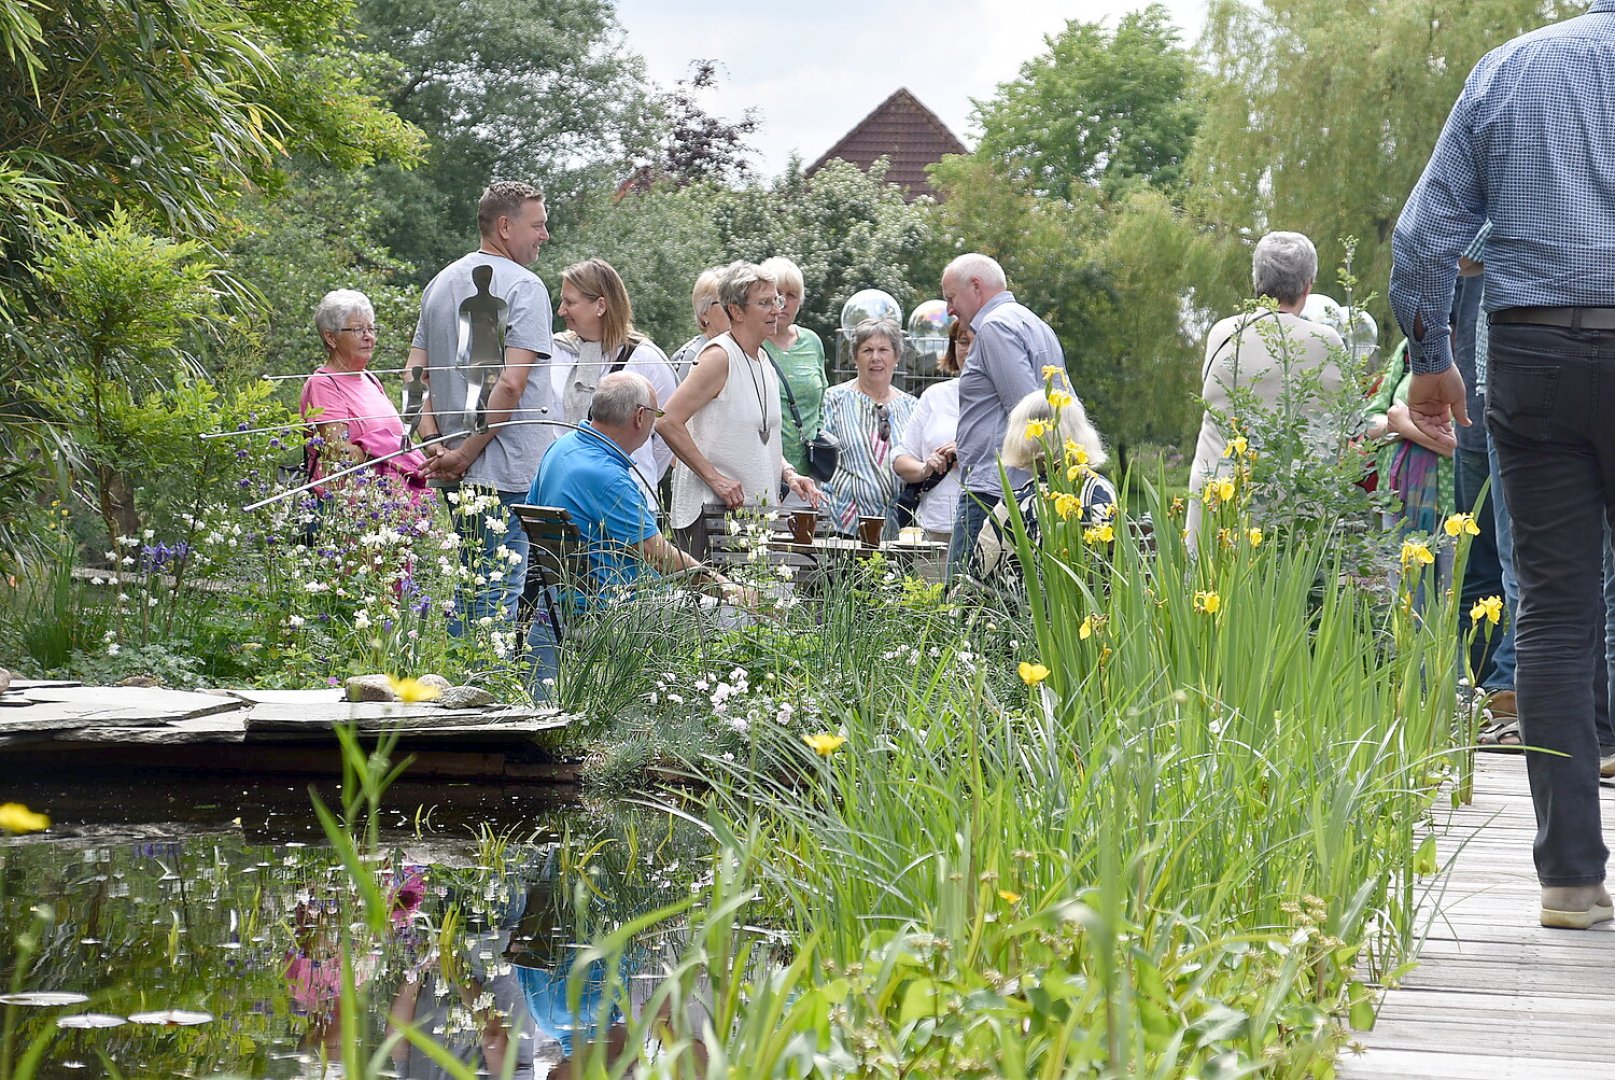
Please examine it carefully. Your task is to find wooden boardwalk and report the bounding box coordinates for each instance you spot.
[1338,754,1615,1079]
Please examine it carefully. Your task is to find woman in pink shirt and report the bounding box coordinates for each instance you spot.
[299,289,427,492]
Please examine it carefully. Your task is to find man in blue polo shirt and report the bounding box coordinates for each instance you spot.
[526,372,738,686]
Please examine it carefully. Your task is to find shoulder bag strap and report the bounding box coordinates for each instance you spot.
[764,351,807,433]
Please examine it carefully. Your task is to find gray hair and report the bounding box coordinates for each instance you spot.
[590,371,654,426]
[717,261,777,315]
[691,267,724,325]
[314,289,374,339]
[1251,232,1318,305]
[851,317,902,358]
[1000,389,1108,471]
[943,252,1008,290]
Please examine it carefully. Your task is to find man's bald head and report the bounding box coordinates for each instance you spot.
[590,371,656,426]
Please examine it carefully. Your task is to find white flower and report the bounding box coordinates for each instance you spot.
[354,611,371,630]
[106,643,120,657]
[483,515,508,534]
[121,555,135,567]
[142,529,154,540]
[287,615,305,628]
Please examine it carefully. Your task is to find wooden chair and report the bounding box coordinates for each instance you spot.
[513,504,590,640]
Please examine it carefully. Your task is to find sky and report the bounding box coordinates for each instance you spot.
[612,0,1210,178]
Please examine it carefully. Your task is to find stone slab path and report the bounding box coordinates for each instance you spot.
[1337,753,1615,1079]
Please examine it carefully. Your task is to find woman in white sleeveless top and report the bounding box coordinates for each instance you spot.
[660,263,823,552]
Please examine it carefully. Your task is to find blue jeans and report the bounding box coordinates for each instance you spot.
[445,487,531,635]
[1487,323,1615,886]
[526,591,560,698]
[946,489,1002,582]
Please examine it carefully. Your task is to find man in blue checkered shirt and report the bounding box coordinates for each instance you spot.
[1390,3,1615,930]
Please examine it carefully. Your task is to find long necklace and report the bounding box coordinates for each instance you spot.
[740,344,771,444]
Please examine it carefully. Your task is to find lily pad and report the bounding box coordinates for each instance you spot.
[127,1009,213,1026]
[0,992,89,1007]
[57,1014,126,1029]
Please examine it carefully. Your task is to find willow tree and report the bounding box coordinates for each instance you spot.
[1190,0,1578,327]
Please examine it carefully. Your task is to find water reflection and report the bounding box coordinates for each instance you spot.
[0,783,710,1079]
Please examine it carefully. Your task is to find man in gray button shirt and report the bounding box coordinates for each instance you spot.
[407,180,555,629]
[941,253,1069,578]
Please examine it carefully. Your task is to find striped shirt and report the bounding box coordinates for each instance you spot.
[1390,2,1615,374]
[819,382,917,534]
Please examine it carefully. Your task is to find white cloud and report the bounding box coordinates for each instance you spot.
[613,0,1209,176]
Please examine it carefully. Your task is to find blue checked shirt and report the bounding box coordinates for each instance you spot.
[1390,2,1615,375]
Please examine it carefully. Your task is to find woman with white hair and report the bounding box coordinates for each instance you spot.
[660,262,823,555]
[819,317,917,535]
[976,388,1116,578]
[759,256,828,482]
[300,288,427,492]
[1186,230,1344,542]
[668,266,732,381]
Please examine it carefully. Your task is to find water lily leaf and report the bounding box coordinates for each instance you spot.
[127,1009,213,1026]
[0,992,89,1007]
[57,1014,126,1029]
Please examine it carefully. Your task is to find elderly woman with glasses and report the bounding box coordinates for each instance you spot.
[669,266,733,381]
[818,317,918,536]
[300,288,427,492]
[661,262,823,556]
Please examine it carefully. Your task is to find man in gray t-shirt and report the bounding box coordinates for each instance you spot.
[407,180,555,627]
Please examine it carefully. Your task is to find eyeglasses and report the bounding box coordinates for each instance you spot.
[637,404,666,419]
[336,326,380,337]
[753,295,786,311]
[873,402,891,443]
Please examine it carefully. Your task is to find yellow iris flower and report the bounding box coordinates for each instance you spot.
[802,732,847,756]
[0,803,50,835]
[1470,595,1504,625]
[1018,661,1051,686]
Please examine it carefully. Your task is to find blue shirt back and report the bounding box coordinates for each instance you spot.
[528,425,658,598]
[1391,2,1615,373]
[956,291,1067,494]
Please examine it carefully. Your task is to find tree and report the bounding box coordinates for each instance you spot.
[1190,0,1578,329]
[356,0,659,276]
[974,4,1201,202]
[656,61,760,187]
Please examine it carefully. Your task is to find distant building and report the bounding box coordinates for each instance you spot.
[806,88,967,202]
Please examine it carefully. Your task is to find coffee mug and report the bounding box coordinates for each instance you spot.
[857,516,884,547]
[790,509,817,546]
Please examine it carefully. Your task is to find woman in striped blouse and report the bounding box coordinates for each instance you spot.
[819,317,917,535]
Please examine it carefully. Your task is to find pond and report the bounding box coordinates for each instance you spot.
[0,775,712,1078]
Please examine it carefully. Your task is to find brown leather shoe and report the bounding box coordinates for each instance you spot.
[1484,689,1517,719]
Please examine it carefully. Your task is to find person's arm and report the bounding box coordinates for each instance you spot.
[404,347,440,439]
[1386,401,1454,457]
[314,421,365,467]
[658,343,746,508]
[635,532,754,605]
[781,462,821,505]
[422,346,538,482]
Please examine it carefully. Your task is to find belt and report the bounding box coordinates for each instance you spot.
[1491,306,1615,329]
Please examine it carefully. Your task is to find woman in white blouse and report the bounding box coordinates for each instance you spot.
[892,320,972,542]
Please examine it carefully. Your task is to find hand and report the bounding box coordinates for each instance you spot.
[422,444,474,482]
[719,581,761,609]
[784,471,822,506]
[1405,366,1470,453]
[708,472,745,509]
[924,450,950,477]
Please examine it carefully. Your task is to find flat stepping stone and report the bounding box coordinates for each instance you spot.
[14,686,241,724]
[242,701,566,736]
[59,712,248,745]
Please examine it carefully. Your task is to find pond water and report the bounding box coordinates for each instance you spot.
[0,775,711,1078]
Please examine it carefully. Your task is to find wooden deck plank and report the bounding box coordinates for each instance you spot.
[1337,756,1615,1077]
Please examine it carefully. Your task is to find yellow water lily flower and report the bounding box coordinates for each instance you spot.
[1193,590,1221,615]
[1024,419,1048,439]
[802,732,847,756]
[0,803,50,835]
[1248,527,1264,547]
[1018,661,1050,686]
[1470,595,1504,625]
[1079,615,1093,641]
[387,675,442,703]
[1399,540,1436,568]
[1444,513,1481,537]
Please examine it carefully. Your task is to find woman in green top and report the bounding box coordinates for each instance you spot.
[759,256,828,478]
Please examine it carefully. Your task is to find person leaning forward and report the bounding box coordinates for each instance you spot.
[405,181,555,630]
[1390,1,1615,930]
[525,372,747,687]
[941,252,1069,580]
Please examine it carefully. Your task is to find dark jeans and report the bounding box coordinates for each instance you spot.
[1487,322,1615,886]
[1454,443,1511,687]
[946,489,1002,581]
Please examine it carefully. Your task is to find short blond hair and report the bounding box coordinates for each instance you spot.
[758,256,805,297]
[1000,389,1108,471]
[691,267,723,327]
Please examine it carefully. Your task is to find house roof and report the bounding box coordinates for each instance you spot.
[805,88,967,201]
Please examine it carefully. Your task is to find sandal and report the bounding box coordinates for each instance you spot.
[1477,717,1523,751]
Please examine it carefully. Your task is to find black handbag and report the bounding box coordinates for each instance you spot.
[767,353,840,482]
[888,469,949,529]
